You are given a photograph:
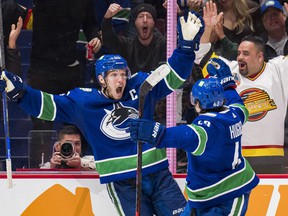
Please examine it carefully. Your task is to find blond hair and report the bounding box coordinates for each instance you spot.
[215,0,258,34]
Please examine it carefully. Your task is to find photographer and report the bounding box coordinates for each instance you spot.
[41,125,96,171]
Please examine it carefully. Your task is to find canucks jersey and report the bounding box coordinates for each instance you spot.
[18,48,195,183]
[156,89,259,208]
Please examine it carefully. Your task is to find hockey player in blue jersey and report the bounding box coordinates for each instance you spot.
[0,11,205,216]
[127,58,260,216]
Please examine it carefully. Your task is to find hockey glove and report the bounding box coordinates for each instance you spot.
[126,119,166,146]
[206,58,236,89]
[178,11,205,51]
[0,70,26,100]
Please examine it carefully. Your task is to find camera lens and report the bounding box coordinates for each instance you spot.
[60,142,74,159]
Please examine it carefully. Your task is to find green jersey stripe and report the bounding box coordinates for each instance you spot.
[38,92,56,121]
[96,148,167,176]
[107,183,125,216]
[165,65,185,90]
[233,195,244,216]
[188,124,207,156]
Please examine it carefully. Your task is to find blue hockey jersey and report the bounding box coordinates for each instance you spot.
[156,88,259,208]
[18,48,195,183]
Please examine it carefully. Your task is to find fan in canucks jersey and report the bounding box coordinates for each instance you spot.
[127,58,259,216]
[0,11,205,216]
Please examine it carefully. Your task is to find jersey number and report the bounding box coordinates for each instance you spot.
[232,141,241,169]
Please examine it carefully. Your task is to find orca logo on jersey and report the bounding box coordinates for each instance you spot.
[100,102,138,140]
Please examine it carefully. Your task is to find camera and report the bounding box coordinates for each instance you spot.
[60,141,75,160]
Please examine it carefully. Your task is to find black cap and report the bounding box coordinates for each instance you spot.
[133,3,157,21]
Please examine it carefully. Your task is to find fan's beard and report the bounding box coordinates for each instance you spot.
[240,69,249,77]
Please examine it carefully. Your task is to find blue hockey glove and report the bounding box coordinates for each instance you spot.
[178,11,205,51]
[0,70,26,100]
[206,58,236,89]
[126,119,166,146]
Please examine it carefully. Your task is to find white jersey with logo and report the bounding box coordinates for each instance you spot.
[221,56,288,156]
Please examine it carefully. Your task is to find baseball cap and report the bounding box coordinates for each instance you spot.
[133,3,157,21]
[261,0,283,15]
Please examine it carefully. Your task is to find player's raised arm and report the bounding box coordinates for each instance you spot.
[151,11,205,99]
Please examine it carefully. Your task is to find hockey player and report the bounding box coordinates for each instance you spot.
[126,58,259,215]
[0,11,204,216]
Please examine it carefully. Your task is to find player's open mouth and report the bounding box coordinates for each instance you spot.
[116,87,122,94]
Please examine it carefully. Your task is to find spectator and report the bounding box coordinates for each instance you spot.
[0,11,204,215]
[231,35,288,174]
[41,125,95,171]
[102,3,166,74]
[24,0,102,168]
[124,1,164,38]
[127,59,259,215]
[261,0,288,60]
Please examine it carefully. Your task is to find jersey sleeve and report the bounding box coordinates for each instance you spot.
[18,85,79,123]
[224,88,244,106]
[224,88,249,124]
[157,123,209,155]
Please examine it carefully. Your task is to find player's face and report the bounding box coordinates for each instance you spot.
[237,41,264,77]
[104,69,127,100]
[61,134,82,155]
[135,12,155,43]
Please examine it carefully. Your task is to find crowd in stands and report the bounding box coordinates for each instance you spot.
[1,0,288,175]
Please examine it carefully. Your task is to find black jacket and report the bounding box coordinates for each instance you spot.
[6,47,22,77]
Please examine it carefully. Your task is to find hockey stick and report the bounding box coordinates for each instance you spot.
[0,1,13,188]
[136,64,170,216]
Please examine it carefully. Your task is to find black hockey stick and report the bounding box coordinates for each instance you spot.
[0,1,13,188]
[135,64,170,216]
